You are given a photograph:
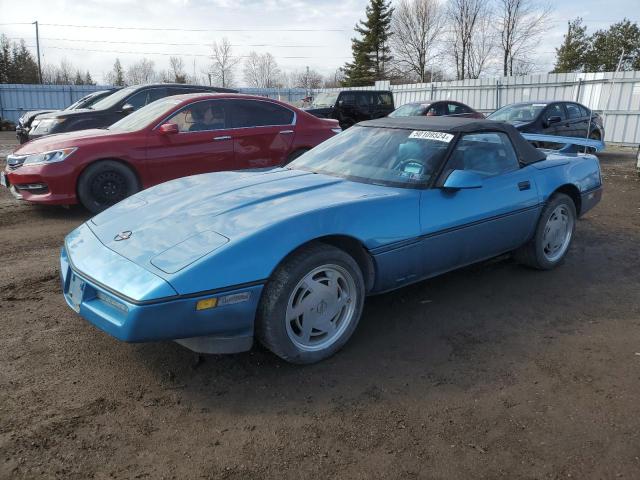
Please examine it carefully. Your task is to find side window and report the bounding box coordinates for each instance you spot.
[449,132,519,176]
[228,100,294,128]
[378,92,393,106]
[124,90,148,110]
[566,103,582,119]
[146,87,168,104]
[356,92,372,107]
[166,100,227,132]
[544,104,566,120]
[340,93,356,106]
[578,105,590,117]
[447,103,467,115]
[427,103,446,116]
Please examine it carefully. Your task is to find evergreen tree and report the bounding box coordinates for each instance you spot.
[74,70,84,85]
[552,18,589,73]
[10,40,39,83]
[0,35,11,83]
[84,71,94,85]
[583,19,640,71]
[109,58,125,86]
[343,0,394,86]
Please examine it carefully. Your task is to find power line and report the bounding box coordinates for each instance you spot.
[10,36,327,48]
[39,23,348,32]
[26,44,351,59]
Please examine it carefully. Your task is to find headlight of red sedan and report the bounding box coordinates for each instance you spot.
[22,147,78,167]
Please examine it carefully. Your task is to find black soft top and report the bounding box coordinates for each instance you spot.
[360,116,546,165]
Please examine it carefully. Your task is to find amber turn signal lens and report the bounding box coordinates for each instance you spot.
[196,297,218,311]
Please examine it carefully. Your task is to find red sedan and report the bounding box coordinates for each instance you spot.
[1,93,340,213]
[389,100,484,119]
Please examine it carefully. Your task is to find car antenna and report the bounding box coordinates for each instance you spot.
[585,48,624,152]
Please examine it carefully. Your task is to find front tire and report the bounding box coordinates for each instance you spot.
[77,160,139,214]
[515,193,576,270]
[256,243,365,364]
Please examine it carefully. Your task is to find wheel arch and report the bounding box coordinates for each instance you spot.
[268,234,376,293]
[552,183,581,216]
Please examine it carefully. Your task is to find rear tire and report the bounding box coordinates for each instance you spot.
[256,243,365,364]
[514,193,576,270]
[77,160,139,214]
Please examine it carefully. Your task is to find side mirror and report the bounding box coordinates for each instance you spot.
[442,170,483,190]
[158,123,179,135]
[338,100,344,107]
[546,115,561,126]
[121,103,135,114]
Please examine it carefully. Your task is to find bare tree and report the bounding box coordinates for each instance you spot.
[287,68,323,90]
[447,0,487,80]
[209,38,240,88]
[323,68,345,88]
[390,0,445,83]
[166,56,187,83]
[126,58,157,85]
[243,52,281,88]
[466,13,497,78]
[495,0,552,76]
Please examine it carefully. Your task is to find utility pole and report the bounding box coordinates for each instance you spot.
[32,20,42,84]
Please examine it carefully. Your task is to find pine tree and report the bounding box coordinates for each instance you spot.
[343,0,394,86]
[583,19,640,71]
[0,35,11,83]
[74,70,84,85]
[10,40,39,83]
[110,58,125,86]
[84,71,94,85]
[552,18,589,73]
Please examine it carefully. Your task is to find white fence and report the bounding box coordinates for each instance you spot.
[315,71,640,146]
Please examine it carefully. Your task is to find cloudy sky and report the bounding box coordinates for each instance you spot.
[0,0,638,85]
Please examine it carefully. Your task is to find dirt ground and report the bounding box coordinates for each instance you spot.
[0,130,639,479]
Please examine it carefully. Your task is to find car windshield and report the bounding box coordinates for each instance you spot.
[311,92,339,108]
[288,125,452,188]
[109,98,183,132]
[64,94,92,111]
[488,103,547,122]
[389,103,429,117]
[90,86,138,110]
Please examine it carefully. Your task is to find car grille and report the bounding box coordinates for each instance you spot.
[6,155,26,170]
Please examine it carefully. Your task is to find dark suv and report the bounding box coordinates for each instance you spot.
[16,89,119,144]
[28,83,237,140]
[304,90,394,129]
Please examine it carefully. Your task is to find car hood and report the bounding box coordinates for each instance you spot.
[20,110,56,124]
[87,168,404,275]
[36,108,95,121]
[12,128,128,154]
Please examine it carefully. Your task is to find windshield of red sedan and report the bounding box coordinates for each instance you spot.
[288,125,452,188]
[109,98,182,132]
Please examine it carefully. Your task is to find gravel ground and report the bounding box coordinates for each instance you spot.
[1,131,639,479]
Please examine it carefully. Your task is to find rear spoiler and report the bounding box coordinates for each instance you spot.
[522,133,605,153]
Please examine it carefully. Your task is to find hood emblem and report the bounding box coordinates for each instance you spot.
[114,230,132,241]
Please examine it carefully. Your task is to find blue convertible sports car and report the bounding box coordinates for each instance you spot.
[61,117,602,364]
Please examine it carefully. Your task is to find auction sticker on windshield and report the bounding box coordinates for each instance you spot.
[409,131,454,143]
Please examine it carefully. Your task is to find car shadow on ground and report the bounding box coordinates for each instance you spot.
[119,223,634,414]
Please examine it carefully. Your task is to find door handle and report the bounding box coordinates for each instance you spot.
[279,130,294,135]
[518,181,531,191]
[213,135,232,141]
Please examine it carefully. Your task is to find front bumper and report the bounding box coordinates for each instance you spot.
[60,239,262,353]
[1,163,78,205]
